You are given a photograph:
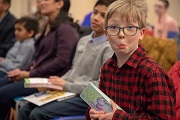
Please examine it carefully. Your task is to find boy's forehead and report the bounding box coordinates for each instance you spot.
[108,12,138,25]
[15,22,26,27]
[15,23,21,26]
[94,4,107,11]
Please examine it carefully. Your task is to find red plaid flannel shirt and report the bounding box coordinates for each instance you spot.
[86,45,176,120]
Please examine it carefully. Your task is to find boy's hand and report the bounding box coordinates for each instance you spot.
[89,108,104,120]
[48,76,66,88]
[99,100,117,120]
[8,69,21,77]
[8,70,30,82]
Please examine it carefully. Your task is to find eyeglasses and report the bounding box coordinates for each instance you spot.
[105,26,140,36]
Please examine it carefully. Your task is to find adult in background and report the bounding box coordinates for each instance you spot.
[0,0,16,57]
[154,0,179,39]
[0,0,79,119]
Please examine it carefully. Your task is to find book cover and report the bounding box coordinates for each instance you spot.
[24,90,76,106]
[80,82,123,113]
[24,78,63,90]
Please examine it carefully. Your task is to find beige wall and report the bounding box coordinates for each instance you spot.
[10,0,29,18]
[10,0,180,26]
[69,0,96,24]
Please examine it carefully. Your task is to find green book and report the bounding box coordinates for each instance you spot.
[80,82,123,113]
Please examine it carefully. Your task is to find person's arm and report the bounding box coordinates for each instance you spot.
[1,44,35,71]
[163,19,179,39]
[60,37,82,80]
[168,61,180,119]
[29,24,78,77]
[64,45,113,94]
[49,44,113,94]
[168,19,179,33]
[111,70,176,120]
[0,32,16,57]
[86,68,176,120]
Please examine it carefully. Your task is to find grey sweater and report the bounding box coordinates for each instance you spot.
[0,38,35,73]
[63,34,113,94]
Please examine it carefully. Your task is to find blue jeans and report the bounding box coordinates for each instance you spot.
[18,96,88,120]
[0,77,38,120]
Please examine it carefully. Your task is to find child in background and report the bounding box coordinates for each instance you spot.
[86,0,176,120]
[0,16,38,77]
[18,0,114,119]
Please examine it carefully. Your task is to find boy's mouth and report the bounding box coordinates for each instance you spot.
[91,22,99,27]
[117,44,127,49]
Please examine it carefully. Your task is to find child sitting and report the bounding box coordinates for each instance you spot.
[86,0,176,119]
[0,16,38,77]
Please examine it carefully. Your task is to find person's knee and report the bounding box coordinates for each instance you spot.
[0,88,8,103]
[29,107,44,120]
[18,107,27,120]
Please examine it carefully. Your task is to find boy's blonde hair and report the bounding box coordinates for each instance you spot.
[105,0,148,28]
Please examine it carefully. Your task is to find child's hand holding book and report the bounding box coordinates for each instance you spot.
[89,100,117,120]
[48,76,66,88]
[80,83,124,120]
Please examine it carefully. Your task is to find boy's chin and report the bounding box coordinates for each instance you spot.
[16,39,23,42]
[114,48,128,55]
[116,50,127,55]
[92,29,104,34]
[91,27,100,31]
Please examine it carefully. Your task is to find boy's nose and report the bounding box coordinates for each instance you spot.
[94,14,100,21]
[118,30,125,38]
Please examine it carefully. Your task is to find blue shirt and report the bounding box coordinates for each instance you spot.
[81,12,92,27]
[89,32,106,43]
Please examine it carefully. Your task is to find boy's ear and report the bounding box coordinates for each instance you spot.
[139,28,145,40]
[28,30,35,38]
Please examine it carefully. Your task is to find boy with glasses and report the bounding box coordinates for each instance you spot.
[86,0,176,120]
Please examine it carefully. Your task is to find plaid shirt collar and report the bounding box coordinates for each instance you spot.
[109,45,146,69]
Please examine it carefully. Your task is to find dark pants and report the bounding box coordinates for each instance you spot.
[0,70,7,77]
[0,77,38,120]
[18,96,88,120]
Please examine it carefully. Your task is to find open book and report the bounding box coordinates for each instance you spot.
[24,78,63,90]
[80,82,123,113]
[24,90,76,106]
